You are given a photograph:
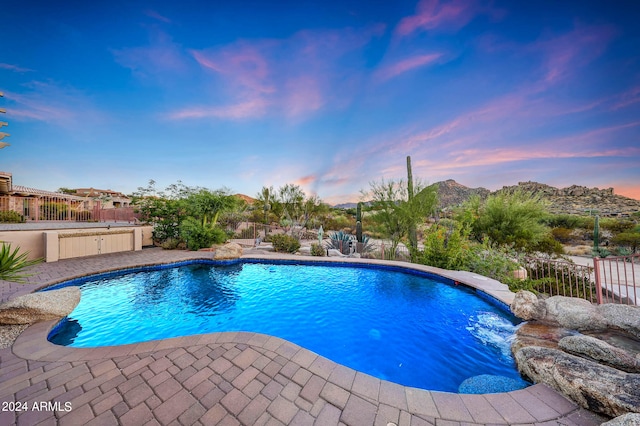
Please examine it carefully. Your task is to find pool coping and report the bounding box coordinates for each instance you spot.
[1,248,606,425]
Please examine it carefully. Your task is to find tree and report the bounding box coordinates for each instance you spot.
[364,177,437,253]
[471,189,550,252]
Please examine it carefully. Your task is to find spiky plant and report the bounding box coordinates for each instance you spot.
[0,243,43,283]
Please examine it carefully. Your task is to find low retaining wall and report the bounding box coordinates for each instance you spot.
[0,225,153,261]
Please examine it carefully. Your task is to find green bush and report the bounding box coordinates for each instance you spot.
[414,222,470,270]
[611,231,640,254]
[179,217,226,251]
[270,234,300,253]
[465,241,520,282]
[0,243,43,283]
[310,243,325,256]
[0,210,25,223]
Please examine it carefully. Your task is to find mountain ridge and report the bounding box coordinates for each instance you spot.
[333,180,640,216]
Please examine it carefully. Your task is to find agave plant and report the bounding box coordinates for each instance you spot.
[326,230,355,255]
[0,243,42,283]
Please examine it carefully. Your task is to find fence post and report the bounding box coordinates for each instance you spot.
[593,257,603,305]
[381,242,385,260]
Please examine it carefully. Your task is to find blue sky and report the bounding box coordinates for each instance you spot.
[1,0,639,204]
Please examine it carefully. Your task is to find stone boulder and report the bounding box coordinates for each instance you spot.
[510,290,545,320]
[602,413,640,426]
[510,291,608,331]
[599,304,640,339]
[559,335,640,373]
[544,296,607,331]
[515,346,640,418]
[0,287,81,325]
[214,242,243,260]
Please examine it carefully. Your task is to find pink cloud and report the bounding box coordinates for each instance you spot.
[181,25,383,121]
[190,44,275,94]
[168,99,268,120]
[0,63,33,73]
[112,31,189,79]
[295,175,316,186]
[283,77,325,117]
[531,23,617,86]
[395,0,484,37]
[375,53,443,82]
[611,85,640,111]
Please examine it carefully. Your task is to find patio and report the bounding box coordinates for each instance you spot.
[0,248,606,425]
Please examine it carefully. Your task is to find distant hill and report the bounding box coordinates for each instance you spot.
[334,180,640,217]
[429,179,490,210]
[234,194,256,204]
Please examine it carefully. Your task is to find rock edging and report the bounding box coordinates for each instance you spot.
[510,291,640,419]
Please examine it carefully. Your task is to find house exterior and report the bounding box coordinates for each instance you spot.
[0,172,134,222]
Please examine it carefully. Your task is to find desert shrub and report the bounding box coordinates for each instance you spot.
[179,217,226,251]
[0,210,24,223]
[310,243,325,256]
[160,237,182,250]
[465,241,520,282]
[600,218,635,233]
[414,222,470,270]
[544,214,583,229]
[611,231,640,254]
[40,202,68,220]
[530,235,565,255]
[551,227,573,244]
[470,190,550,252]
[270,234,300,253]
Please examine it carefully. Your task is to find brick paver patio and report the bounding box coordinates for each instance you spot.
[1,248,607,425]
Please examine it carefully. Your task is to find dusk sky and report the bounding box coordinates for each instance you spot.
[1,0,639,204]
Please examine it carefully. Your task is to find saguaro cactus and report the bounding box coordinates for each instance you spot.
[356,202,363,243]
[593,215,600,253]
[407,156,417,257]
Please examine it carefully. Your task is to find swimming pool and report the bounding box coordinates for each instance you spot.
[47,260,528,392]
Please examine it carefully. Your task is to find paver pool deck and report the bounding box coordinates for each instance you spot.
[0,248,607,425]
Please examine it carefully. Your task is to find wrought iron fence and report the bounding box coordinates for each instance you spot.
[522,257,597,303]
[0,195,139,223]
[594,254,639,305]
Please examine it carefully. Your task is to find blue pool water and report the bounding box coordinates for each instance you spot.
[48,261,528,392]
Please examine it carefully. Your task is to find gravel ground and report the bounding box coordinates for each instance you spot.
[0,324,28,348]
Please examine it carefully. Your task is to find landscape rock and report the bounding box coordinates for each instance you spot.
[543,296,607,331]
[602,413,640,426]
[511,322,576,354]
[515,346,640,417]
[432,179,640,216]
[599,304,640,339]
[559,334,640,373]
[214,242,243,260]
[510,291,545,320]
[0,287,81,325]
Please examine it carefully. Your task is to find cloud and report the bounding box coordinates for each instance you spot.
[375,53,443,82]
[295,175,316,186]
[112,30,190,80]
[168,99,268,120]
[144,9,171,24]
[530,23,617,86]
[0,63,33,73]
[3,81,105,126]
[395,0,491,37]
[178,25,384,121]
